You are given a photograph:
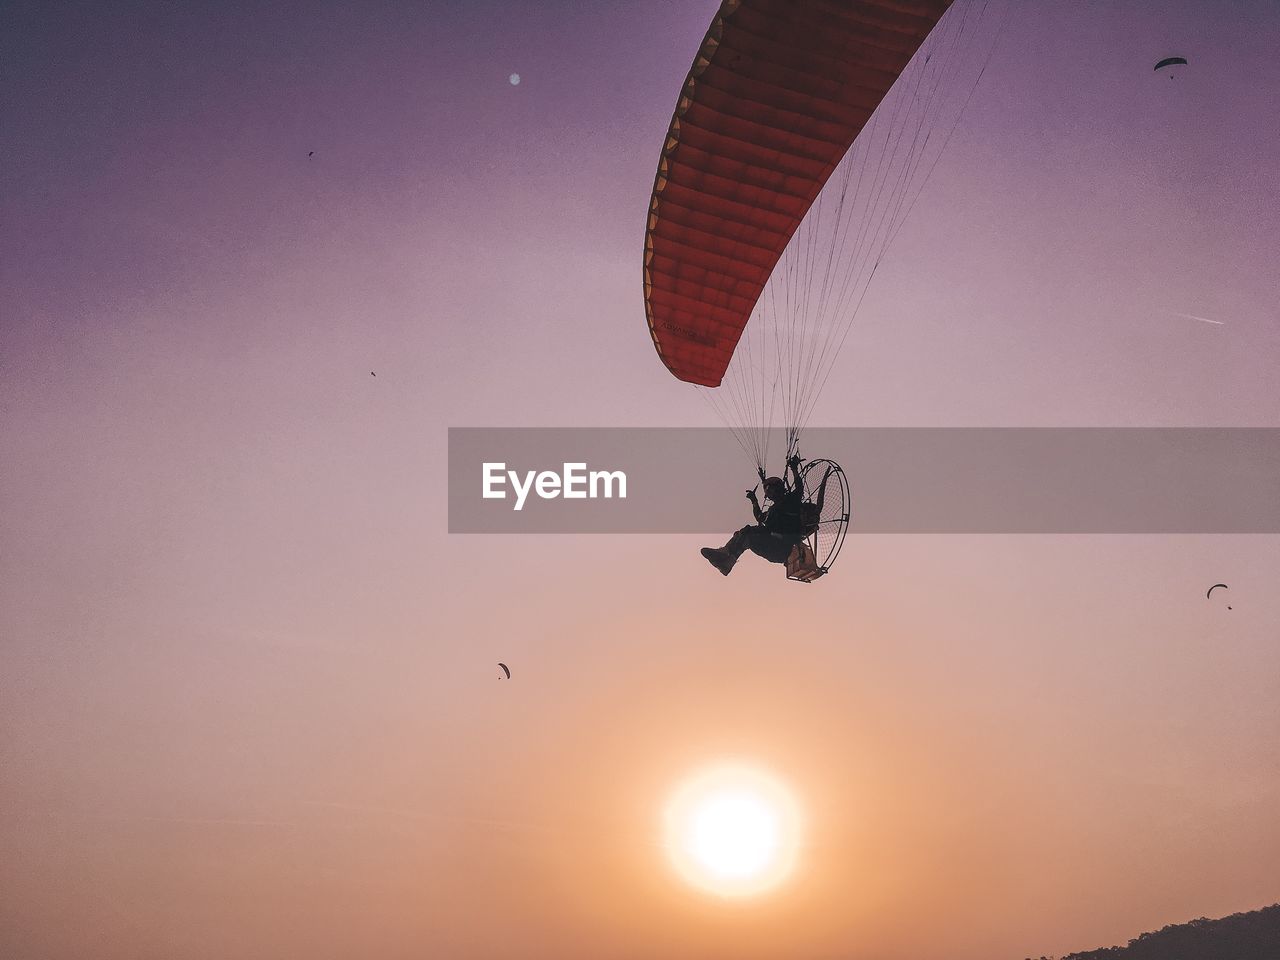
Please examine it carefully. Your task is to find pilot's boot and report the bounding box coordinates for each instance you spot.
[700,528,752,575]
[700,547,734,575]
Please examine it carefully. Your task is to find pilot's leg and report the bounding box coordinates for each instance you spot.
[746,529,794,565]
[700,526,754,575]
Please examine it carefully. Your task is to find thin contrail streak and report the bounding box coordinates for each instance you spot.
[1173,312,1224,325]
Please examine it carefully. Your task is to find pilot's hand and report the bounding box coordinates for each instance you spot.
[787,454,802,468]
[746,489,758,502]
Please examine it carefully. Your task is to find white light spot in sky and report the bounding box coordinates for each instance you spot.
[509,73,521,86]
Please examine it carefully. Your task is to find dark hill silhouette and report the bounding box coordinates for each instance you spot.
[1024,904,1280,960]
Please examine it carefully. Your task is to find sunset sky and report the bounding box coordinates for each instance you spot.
[3,2,1279,958]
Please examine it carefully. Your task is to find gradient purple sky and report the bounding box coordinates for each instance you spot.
[3,2,1279,958]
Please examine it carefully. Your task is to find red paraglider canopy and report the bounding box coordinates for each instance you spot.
[643,0,953,387]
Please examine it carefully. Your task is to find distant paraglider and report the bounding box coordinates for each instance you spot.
[498,662,511,679]
[1206,583,1231,609]
[1154,56,1188,73]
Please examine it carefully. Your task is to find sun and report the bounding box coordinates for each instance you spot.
[663,762,803,898]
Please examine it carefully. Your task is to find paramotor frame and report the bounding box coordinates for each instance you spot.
[786,458,850,582]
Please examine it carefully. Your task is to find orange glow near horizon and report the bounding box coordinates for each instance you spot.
[663,761,804,899]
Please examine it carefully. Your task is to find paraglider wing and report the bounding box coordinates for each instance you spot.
[1154,56,1188,71]
[498,662,511,679]
[643,0,954,387]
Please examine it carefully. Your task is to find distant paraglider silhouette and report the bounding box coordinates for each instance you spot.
[498,662,511,679]
[1207,583,1231,609]
[1154,56,1188,73]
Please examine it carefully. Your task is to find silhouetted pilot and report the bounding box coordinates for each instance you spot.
[701,455,817,575]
